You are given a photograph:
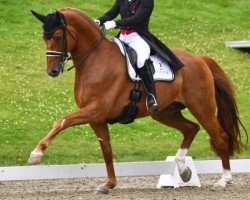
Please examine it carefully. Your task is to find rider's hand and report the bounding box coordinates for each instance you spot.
[104,21,116,30]
[94,19,101,26]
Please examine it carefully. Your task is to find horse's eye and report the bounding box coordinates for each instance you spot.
[53,35,62,41]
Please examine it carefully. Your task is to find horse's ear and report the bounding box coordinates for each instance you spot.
[31,10,46,23]
[55,11,61,22]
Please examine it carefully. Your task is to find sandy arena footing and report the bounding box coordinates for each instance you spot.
[0,173,249,200]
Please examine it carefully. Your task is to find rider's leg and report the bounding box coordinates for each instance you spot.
[119,33,158,112]
[136,59,158,112]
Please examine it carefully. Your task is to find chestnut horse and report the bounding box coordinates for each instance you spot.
[29,8,246,194]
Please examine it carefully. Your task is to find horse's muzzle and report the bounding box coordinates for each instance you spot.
[46,62,63,77]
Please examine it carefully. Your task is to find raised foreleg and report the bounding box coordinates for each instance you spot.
[28,105,102,164]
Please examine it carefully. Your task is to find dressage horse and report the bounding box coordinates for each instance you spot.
[29,8,247,194]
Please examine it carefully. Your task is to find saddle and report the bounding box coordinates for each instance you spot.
[110,37,175,82]
[123,43,137,69]
[108,37,175,125]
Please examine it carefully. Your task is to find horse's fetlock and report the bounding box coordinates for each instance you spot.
[99,179,117,190]
[39,141,49,151]
[106,179,117,189]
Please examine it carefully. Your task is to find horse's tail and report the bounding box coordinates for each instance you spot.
[201,55,248,156]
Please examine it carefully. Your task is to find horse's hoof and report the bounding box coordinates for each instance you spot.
[180,167,192,182]
[94,187,110,195]
[211,184,226,191]
[211,179,227,191]
[27,151,44,165]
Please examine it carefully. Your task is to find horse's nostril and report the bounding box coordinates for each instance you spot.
[47,69,60,77]
[51,70,58,74]
[47,62,63,77]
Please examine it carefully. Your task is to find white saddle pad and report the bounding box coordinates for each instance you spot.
[110,37,174,82]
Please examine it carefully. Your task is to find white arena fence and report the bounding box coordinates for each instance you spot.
[1,157,249,181]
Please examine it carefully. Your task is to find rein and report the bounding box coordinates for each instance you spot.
[46,15,106,72]
[67,27,107,71]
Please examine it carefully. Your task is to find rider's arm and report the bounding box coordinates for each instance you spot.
[115,0,154,29]
[98,0,121,26]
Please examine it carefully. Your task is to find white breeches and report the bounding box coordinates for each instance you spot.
[119,32,150,68]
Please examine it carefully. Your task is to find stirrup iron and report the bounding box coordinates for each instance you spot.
[146,93,158,112]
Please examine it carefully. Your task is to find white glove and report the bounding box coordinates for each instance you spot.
[94,19,100,26]
[104,21,116,30]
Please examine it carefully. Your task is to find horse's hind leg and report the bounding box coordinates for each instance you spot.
[188,105,232,188]
[152,110,200,182]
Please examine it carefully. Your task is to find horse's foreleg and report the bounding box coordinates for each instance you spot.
[90,123,117,194]
[152,110,200,182]
[28,107,95,165]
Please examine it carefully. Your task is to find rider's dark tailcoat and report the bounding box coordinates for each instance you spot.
[98,0,184,72]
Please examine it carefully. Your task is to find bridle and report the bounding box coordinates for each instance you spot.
[45,12,106,73]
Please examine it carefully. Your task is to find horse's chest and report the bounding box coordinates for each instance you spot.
[74,90,83,108]
[74,82,89,108]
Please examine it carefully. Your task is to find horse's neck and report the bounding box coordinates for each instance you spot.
[72,27,102,55]
[64,10,102,55]
[73,39,126,107]
[74,39,117,79]
[62,10,126,107]
[64,10,127,104]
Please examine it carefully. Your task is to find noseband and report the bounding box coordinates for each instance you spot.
[45,12,106,72]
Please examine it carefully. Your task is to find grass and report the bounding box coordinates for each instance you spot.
[0,0,249,166]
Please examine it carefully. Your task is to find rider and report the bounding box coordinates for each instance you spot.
[95,0,184,112]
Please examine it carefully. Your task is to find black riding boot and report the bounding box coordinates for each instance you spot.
[137,59,158,112]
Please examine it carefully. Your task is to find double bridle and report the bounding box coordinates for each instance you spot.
[45,13,106,72]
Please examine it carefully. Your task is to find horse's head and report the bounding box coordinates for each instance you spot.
[31,10,77,77]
